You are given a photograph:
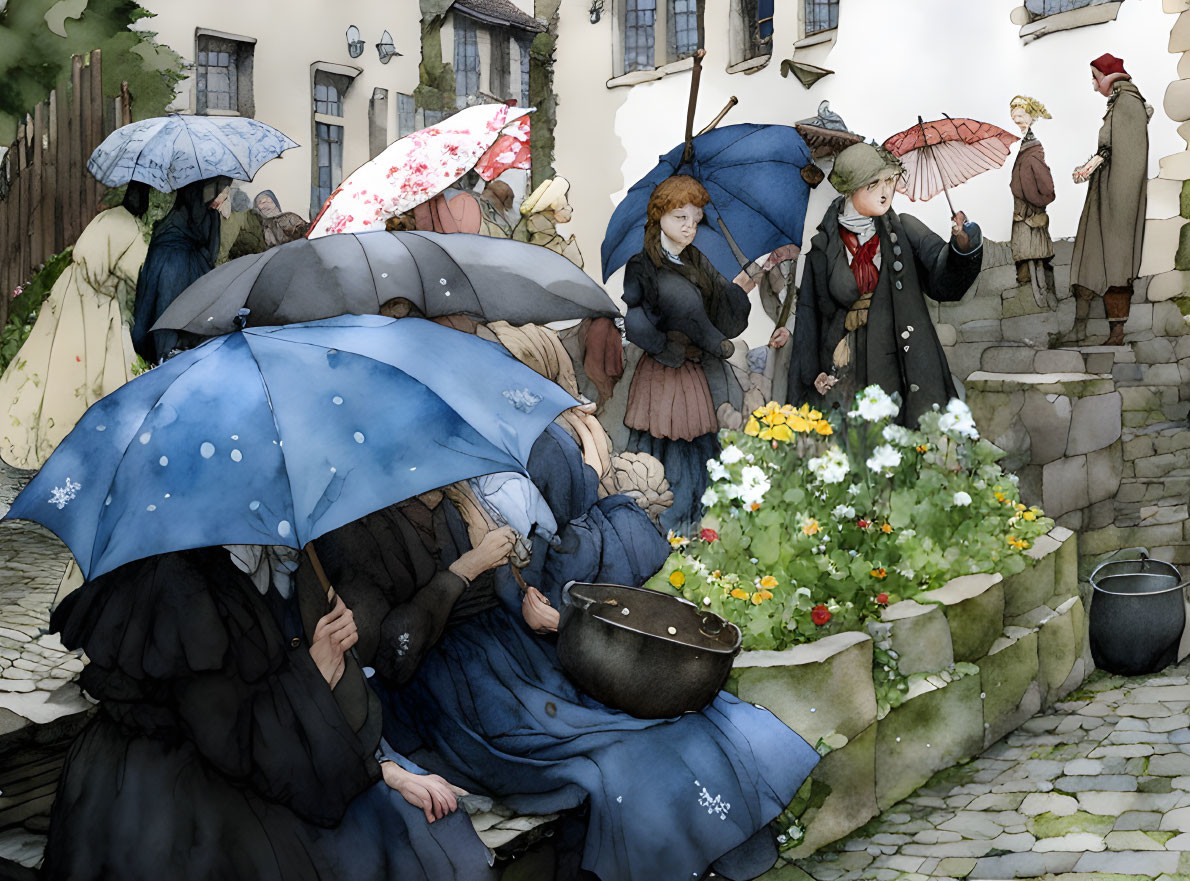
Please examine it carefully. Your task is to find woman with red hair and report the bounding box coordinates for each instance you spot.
[1065,53,1151,346]
[622,175,756,534]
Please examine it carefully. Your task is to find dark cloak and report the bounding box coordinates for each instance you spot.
[131,181,220,361]
[788,197,983,425]
[42,547,495,881]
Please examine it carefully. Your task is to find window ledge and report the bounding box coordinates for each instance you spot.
[607,55,695,89]
[314,112,346,126]
[197,108,242,117]
[311,61,362,80]
[727,54,772,75]
[794,29,835,49]
[1017,1,1123,43]
[195,26,257,45]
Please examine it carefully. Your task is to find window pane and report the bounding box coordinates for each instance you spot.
[397,93,416,137]
[624,0,656,72]
[804,0,838,35]
[455,17,480,104]
[669,0,699,59]
[196,36,239,114]
[519,38,531,107]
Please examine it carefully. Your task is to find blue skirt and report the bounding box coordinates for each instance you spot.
[378,607,819,881]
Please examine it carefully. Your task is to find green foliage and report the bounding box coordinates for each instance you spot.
[773,776,832,851]
[647,388,1054,653]
[0,247,73,372]
[0,0,184,144]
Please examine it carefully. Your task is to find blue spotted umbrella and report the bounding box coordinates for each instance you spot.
[87,114,298,193]
[5,315,577,581]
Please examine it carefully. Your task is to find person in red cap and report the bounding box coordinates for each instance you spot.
[1062,53,1151,346]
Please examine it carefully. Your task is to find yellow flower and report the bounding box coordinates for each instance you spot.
[786,414,811,433]
[814,421,834,436]
[994,491,1007,503]
[749,501,761,511]
[916,444,929,453]
[744,417,761,437]
[1015,503,1026,513]
[667,530,689,548]
[881,523,893,534]
[1022,511,1037,521]
[750,592,765,605]
[802,519,820,536]
[711,570,722,580]
[807,408,823,421]
[870,567,888,579]
[759,575,779,589]
[759,422,794,443]
[757,589,774,601]
[731,588,750,601]
[1007,535,1030,550]
[669,570,686,588]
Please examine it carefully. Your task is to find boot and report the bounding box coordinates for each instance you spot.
[1103,285,1132,347]
[1055,289,1091,346]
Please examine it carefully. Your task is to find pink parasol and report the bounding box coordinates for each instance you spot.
[882,116,1019,212]
[308,104,532,239]
[475,114,531,181]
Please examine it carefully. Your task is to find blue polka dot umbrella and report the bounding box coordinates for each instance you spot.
[5,315,577,581]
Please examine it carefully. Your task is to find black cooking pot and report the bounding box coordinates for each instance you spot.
[557,582,741,719]
[1089,551,1185,676]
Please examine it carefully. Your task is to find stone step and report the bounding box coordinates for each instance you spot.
[978,345,1142,377]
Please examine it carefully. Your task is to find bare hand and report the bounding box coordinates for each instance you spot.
[309,596,357,688]
[450,525,517,582]
[769,327,790,349]
[522,586,560,634]
[381,761,467,823]
[950,211,971,251]
[732,268,758,293]
[813,372,838,396]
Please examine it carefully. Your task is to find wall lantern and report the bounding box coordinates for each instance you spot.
[376,30,401,63]
[346,25,365,58]
[589,0,604,24]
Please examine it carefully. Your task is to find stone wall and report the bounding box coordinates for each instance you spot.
[726,529,1086,867]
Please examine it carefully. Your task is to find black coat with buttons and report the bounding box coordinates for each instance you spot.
[787,197,983,425]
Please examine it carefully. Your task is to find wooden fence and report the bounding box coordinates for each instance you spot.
[0,50,132,327]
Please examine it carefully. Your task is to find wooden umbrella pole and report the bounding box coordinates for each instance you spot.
[305,542,337,604]
[682,49,707,164]
[697,96,738,136]
[917,115,956,217]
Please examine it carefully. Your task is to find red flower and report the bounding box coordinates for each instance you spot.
[811,604,831,626]
[876,593,889,605]
[857,519,871,529]
[699,528,719,543]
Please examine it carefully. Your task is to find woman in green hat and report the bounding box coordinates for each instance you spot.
[787,142,983,425]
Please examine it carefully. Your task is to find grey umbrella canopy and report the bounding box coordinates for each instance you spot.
[152,230,619,336]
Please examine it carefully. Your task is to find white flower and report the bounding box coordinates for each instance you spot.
[953,491,972,507]
[701,487,720,507]
[738,465,770,506]
[706,459,730,482]
[808,446,850,485]
[866,444,903,474]
[937,398,979,439]
[882,424,913,446]
[795,586,812,598]
[720,444,744,464]
[832,504,856,520]
[848,483,861,497]
[852,385,900,423]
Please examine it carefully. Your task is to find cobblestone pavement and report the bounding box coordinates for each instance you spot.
[791,659,1190,881]
[0,463,88,735]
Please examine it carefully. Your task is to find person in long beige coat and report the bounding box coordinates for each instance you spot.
[1067,53,1151,347]
[0,184,150,469]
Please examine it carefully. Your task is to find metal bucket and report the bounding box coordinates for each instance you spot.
[557,582,741,719]
[1089,550,1185,676]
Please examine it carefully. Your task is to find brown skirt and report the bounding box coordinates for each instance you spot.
[624,355,717,441]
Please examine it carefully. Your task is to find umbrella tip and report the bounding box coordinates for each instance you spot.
[234,308,251,330]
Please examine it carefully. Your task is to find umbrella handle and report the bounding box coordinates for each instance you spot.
[697,97,738,136]
[305,543,337,604]
[682,49,707,164]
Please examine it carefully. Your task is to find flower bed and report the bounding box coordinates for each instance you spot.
[646,387,1055,653]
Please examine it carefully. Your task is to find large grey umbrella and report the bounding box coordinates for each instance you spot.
[152,230,619,336]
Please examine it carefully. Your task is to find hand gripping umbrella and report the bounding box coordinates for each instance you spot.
[87,115,299,193]
[151,230,619,338]
[4,315,578,590]
[882,115,1019,213]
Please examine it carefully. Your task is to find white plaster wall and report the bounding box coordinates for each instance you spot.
[555,0,1179,348]
[134,0,422,218]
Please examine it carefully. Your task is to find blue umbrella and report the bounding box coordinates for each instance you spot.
[5,315,577,580]
[600,123,814,282]
[87,115,299,193]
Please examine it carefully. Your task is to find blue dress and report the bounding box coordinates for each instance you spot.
[374,426,820,881]
[131,181,220,362]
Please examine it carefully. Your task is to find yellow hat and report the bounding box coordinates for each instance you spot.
[1009,95,1051,120]
[520,177,571,216]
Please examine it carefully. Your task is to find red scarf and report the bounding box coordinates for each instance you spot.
[839,228,880,295]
